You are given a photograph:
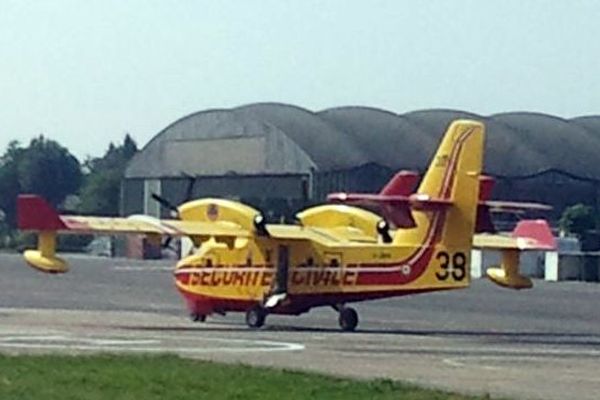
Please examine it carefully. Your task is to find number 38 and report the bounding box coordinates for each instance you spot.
[435,251,467,281]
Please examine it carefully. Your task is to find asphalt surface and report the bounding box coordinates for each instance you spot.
[1,252,600,399]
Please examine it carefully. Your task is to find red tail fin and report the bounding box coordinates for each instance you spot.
[379,171,419,196]
[478,175,495,201]
[476,176,496,232]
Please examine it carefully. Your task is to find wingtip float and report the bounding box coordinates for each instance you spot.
[16,119,555,331]
[18,195,69,273]
[484,219,556,289]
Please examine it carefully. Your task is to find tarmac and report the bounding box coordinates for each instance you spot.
[1,252,600,400]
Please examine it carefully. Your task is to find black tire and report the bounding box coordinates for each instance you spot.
[338,307,358,332]
[245,306,267,329]
[190,313,206,322]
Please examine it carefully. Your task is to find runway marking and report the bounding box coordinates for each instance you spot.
[0,335,160,346]
[442,357,502,371]
[438,344,600,371]
[0,333,305,354]
[430,345,600,358]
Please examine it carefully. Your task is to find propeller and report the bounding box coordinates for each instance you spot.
[253,213,270,237]
[150,172,198,251]
[151,172,197,219]
[181,171,196,203]
[376,219,393,243]
[151,193,179,218]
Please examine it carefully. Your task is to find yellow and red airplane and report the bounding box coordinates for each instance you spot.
[17,120,555,331]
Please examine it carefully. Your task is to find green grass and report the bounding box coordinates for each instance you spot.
[0,354,494,400]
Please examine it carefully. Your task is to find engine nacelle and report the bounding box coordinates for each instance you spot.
[177,198,260,231]
[296,204,381,238]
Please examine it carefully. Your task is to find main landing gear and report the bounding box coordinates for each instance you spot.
[244,304,359,331]
[245,305,267,329]
[337,306,359,332]
[190,313,206,322]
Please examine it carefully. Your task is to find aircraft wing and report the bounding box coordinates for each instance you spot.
[18,195,250,238]
[474,220,556,290]
[482,200,552,213]
[473,219,556,251]
[17,194,253,274]
[473,233,552,251]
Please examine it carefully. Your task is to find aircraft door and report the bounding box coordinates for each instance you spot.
[274,245,289,294]
[326,252,344,290]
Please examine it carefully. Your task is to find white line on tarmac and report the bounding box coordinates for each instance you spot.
[442,357,502,371]
[0,334,305,354]
[0,343,305,353]
[438,345,600,372]
[430,345,600,358]
[0,336,161,346]
[442,352,600,374]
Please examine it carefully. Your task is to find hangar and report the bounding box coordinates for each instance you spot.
[122,103,600,223]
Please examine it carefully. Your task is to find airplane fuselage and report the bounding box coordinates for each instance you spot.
[174,222,471,317]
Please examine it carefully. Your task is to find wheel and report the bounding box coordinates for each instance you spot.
[245,306,267,329]
[338,307,358,332]
[190,313,206,322]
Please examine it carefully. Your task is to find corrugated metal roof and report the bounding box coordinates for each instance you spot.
[126,103,600,179]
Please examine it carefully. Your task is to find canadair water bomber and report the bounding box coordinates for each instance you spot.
[18,120,555,331]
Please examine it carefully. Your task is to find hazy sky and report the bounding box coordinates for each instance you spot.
[1,0,599,159]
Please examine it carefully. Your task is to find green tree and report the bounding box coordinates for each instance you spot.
[17,136,82,206]
[0,137,82,233]
[0,141,23,229]
[78,134,138,215]
[559,203,596,238]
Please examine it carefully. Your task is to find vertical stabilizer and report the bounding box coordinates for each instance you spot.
[393,120,484,250]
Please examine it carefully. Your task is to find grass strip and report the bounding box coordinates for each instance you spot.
[0,354,498,400]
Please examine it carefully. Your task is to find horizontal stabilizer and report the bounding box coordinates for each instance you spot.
[328,173,550,232]
[327,193,451,209]
[327,193,451,228]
